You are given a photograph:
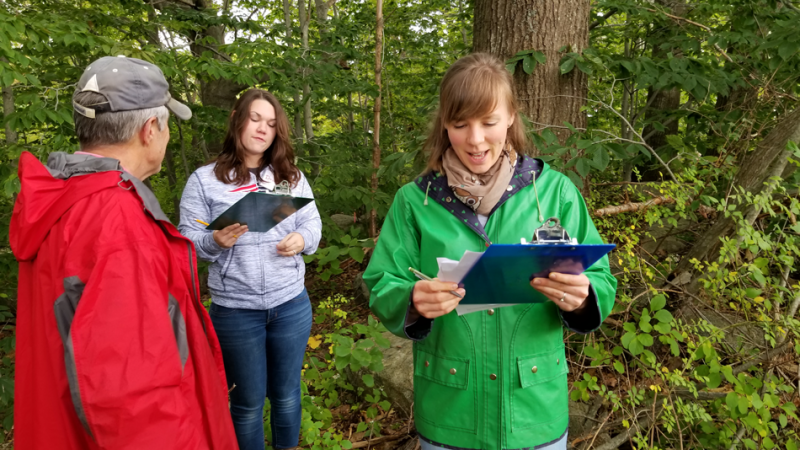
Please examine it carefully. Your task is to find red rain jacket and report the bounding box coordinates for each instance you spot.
[10,152,237,449]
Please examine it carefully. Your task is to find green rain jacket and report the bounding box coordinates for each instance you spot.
[364,156,617,450]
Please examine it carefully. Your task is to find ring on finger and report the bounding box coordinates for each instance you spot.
[233,234,238,238]
[559,292,567,302]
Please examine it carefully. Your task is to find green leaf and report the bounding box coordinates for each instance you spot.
[745,288,762,299]
[779,42,797,61]
[639,319,652,333]
[654,309,673,324]
[505,62,517,75]
[751,393,763,410]
[352,348,371,363]
[788,439,799,450]
[738,397,749,414]
[620,60,635,74]
[533,51,546,64]
[522,55,536,74]
[628,338,644,356]
[621,331,636,348]
[560,57,576,75]
[726,392,739,411]
[592,147,609,171]
[362,374,374,387]
[356,339,374,349]
[541,128,559,145]
[341,440,353,449]
[333,344,351,357]
[613,360,625,374]
[576,59,593,75]
[576,158,591,178]
[566,170,583,189]
[707,372,722,389]
[682,76,697,92]
[638,334,654,347]
[348,246,364,263]
[650,294,666,311]
[780,414,788,428]
[653,322,671,334]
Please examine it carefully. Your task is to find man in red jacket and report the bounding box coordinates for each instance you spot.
[10,56,237,449]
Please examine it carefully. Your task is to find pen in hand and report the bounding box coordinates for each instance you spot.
[408,267,463,299]
[195,219,210,226]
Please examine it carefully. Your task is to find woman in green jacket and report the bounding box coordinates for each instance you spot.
[363,53,617,450]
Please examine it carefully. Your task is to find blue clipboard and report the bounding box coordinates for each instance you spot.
[459,242,615,305]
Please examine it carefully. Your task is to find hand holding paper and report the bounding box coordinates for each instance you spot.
[411,278,465,319]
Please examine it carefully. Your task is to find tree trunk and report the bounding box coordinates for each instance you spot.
[282,0,304,142]
[639,0,686,181]
[299,0,320,176]
[371,0,383,238]
[2,84,16,144]
[673,107,800,291]
[473,0,590,148]
[163,144,183,223]
[621,38,634,182]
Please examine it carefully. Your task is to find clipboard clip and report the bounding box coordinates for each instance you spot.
[274,180,292,196]
[526,217,578,245]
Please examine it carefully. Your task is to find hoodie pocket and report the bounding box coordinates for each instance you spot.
[210,244,267,295]
[219,246,236,291]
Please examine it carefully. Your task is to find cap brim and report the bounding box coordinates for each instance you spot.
[166,97,192,121]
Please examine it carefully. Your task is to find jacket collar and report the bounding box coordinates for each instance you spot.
[46,151,171,223]
[414,154,543,243]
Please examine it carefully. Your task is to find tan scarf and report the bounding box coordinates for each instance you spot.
[441,145,517,216]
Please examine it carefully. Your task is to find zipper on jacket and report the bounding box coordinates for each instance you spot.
[220,246,236,291]
[185,241,208,336]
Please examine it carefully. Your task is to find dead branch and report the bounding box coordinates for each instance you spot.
[594,415,655,450]
[594,197,675,216]
[732,341,793,376]
[351,432,408,448]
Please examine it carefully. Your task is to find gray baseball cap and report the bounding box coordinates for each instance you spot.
[73,55,191,121]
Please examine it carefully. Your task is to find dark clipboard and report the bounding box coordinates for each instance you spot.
[458,242,616,305]
[206,192,314,233]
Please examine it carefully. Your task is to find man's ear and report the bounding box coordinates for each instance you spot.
[140,116,160,146]
[231,110,236,119]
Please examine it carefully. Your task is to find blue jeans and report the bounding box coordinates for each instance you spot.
[210,289,313,450]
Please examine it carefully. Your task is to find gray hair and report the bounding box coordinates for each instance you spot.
[73,91,169,149]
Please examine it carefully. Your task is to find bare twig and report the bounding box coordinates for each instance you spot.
[594,196,675,216]
[351,433,407,449]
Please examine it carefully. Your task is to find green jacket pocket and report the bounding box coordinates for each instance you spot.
[512,347,569,431]
[414,349,470,389]
[413,348,476,432]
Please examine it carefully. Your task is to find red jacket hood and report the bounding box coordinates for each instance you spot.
[10,152,125,261]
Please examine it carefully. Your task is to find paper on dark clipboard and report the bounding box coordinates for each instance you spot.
[206,192,314,233]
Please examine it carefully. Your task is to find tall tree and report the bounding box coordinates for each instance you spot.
[282,0,304,140]
[370,0,383,238]
[473,0,591,147]
[638,0,687,181]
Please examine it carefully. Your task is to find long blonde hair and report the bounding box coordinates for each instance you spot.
[424,53,529,173]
